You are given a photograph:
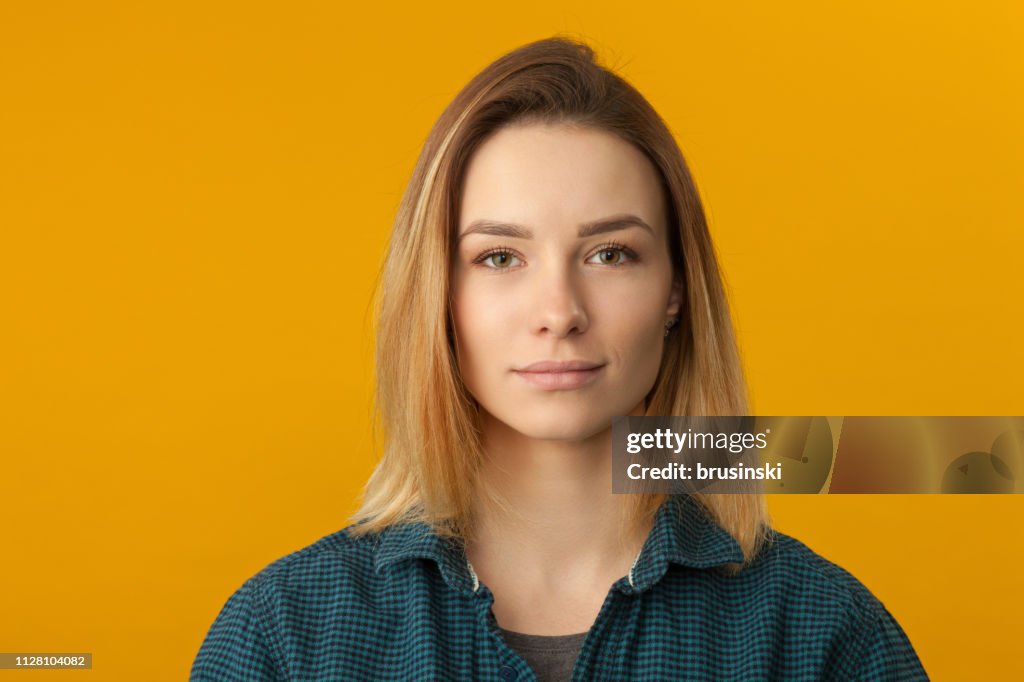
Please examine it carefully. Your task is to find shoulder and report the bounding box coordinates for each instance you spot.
[240,524,379,594]
[741,528,928,680]
[752,529,888,613]
[190,525,382,681]
[221,523,389,627]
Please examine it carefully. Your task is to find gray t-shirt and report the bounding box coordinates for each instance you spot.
[498,627,589,682]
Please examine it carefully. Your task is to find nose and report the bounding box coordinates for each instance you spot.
[530,265,590,338]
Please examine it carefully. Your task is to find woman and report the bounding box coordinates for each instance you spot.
[191,37,928,681]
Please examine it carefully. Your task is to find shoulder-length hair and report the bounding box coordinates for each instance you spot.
[348,35,772,574]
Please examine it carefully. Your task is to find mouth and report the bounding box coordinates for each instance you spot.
[512,363,606,391]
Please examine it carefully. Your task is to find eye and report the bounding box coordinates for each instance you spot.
[474,248,522,271]
[587,242,637,266]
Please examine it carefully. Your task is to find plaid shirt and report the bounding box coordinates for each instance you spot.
[191,494,928,680]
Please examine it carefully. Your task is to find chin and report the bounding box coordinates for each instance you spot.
[495,405,618,443]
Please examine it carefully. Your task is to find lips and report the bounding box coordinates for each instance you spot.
[512,360,606,390]
[515,360,604,373]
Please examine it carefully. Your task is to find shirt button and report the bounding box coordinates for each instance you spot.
[499,665,517,681]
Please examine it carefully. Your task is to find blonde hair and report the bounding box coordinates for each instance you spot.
[349,35,772,575]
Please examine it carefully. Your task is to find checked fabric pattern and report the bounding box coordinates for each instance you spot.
[191,494,928,681]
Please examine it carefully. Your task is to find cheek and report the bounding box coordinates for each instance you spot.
[450,286,518,378]
[597,283,669,382]
[600,286,666,340]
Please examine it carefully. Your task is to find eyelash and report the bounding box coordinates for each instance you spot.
[472,240,638,272]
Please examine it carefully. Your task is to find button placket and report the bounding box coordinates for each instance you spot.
[568,582,628,681]
[469,579,538,681]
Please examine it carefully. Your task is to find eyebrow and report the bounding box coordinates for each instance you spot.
[457,214,655,243]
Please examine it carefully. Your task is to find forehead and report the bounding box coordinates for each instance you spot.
[458,121,666,233]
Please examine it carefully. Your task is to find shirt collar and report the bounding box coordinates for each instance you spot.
[625,493,746,593]
[372,494,745,596]
[372,518,479,594]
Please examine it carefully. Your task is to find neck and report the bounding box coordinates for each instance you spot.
[465,403,652,592]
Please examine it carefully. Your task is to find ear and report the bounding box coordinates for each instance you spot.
[666,272,684,320]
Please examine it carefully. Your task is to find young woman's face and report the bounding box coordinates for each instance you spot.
[450,121,683,442]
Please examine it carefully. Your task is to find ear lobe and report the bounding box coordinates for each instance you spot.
[667,273,684,318]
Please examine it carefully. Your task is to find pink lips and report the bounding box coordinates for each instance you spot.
[513,360,606,390]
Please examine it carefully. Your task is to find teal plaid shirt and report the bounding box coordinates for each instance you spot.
[191,494,928,680]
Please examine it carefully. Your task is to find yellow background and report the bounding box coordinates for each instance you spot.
[2,1,1021,679]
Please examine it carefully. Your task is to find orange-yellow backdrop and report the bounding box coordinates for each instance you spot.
[2,1,1021,679]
